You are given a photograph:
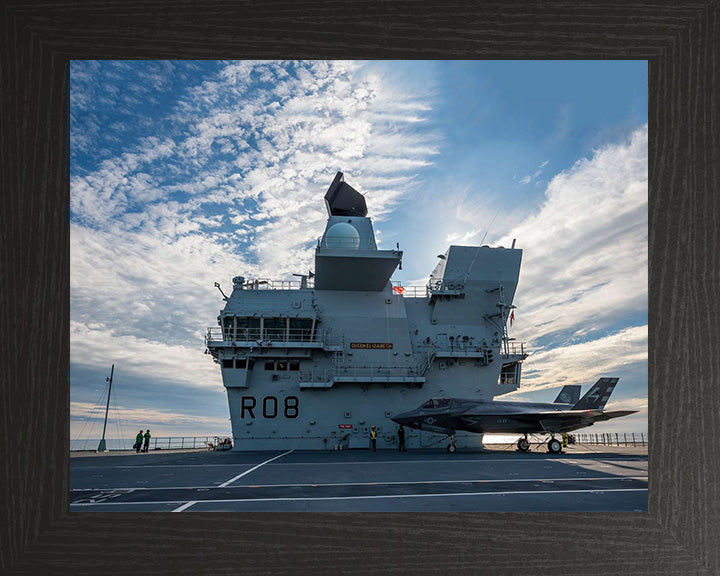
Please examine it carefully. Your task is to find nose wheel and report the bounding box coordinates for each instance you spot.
[446,434,457,453]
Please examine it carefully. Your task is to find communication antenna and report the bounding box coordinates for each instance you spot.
[464,209,501,285]
[479,209,499,246]
[214,282,229,300]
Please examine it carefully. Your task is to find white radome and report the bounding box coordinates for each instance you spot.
[325,222,360,249]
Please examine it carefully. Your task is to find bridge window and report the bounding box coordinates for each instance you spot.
[290,318,313,342]
[277,361,287,371]
[222,359,233,369]
[264,317,287,341]
[500,361,520,385]
[236,359,247,369]
[236,317,261,340]
[264,361,275,371]
[289,361,300,371]
[222,316,234,340]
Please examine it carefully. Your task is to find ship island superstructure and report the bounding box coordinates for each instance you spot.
[205,172,527,450]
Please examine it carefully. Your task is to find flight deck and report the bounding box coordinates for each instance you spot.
[70,444,648,512]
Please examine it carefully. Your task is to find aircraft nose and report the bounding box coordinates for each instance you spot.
[390,410,416,425]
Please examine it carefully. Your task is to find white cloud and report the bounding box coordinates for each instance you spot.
[70,321,221,390]
[499,125,648,348]
[500,325,647,397]
[518,159,549,185]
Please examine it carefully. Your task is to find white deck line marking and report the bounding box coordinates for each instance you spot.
[70,487,648,507]
[218,450,294,488]
[264,457,648,466]
[172,501,197,513]
[70,475,648,492]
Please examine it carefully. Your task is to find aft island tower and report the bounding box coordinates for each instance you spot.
[206,172,527,450]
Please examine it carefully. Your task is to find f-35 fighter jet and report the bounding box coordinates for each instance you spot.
[390,377,637,454]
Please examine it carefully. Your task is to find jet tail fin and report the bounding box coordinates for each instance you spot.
[553,385,581,405]
[572,377,619,410]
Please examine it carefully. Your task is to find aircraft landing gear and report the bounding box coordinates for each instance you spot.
[547,436,562,454]
[517,435,530,452]
[446,434,457,453]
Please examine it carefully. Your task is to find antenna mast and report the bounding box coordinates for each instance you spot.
[96,364,114,452]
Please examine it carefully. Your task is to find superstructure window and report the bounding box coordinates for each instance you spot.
[289,361,300,371]
[222,359,233,369]
[235,316,260,341]
[236,317,261,341]
[264,361,275,371]
[264,317,287,341]
[290,318,313,342]
[222,316,234,340]
[277,361,287,371]
[236,359,247,369]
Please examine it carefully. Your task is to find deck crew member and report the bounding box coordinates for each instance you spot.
[135,430,144,453]
[370,425,377,452]
[143,429,151,453]
[397,425,406,452]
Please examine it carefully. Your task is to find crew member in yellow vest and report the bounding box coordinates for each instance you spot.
[370,425,377,452]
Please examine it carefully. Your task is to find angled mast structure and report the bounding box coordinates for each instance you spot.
[96,364,114,453]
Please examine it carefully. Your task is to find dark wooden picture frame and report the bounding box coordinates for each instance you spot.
[1,2,718,574]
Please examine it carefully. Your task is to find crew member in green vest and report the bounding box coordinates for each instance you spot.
[135,430,144,453]
[143,429,151,453]
[370,425,377,452]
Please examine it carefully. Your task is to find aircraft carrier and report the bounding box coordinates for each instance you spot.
[205,172,527,451]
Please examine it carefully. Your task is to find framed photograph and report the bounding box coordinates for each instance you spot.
[2,2,718,574]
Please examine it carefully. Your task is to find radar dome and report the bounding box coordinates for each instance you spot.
[325,222,360,249]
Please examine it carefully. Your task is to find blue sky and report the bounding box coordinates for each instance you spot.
[70,60,648,442]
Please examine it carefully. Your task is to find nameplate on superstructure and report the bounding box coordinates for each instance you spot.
[350,342,393,350]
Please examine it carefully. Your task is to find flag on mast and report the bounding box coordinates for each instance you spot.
[509,310,515,327]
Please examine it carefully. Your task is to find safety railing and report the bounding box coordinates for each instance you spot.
[298,365,423,383]
[70,436,232,452]
[240,278,314,290]
[390,284,426,298]
[299,349,435,383]
[334,364,423,378]
[502,341,526,356]
[390,279,467,298]
[206,327,318,344]
[573,432,648,446]
[426,278,465,294]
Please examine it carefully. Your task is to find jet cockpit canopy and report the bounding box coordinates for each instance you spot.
[420,398,452,410]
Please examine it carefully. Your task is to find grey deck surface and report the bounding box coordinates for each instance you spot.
[70,444,648,512]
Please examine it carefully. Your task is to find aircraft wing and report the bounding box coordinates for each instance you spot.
[534,409,638,433]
